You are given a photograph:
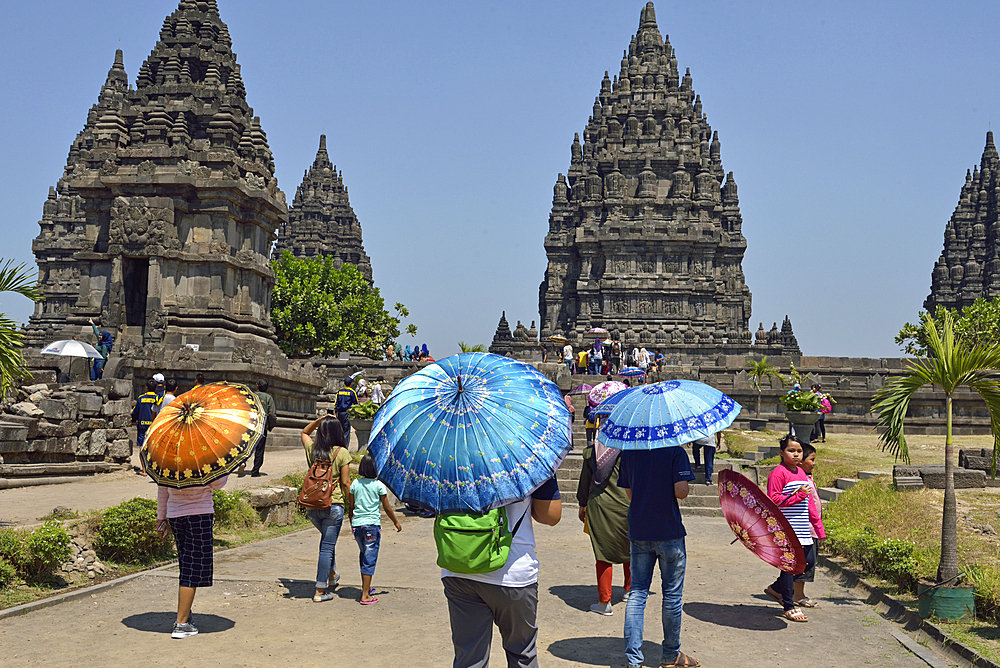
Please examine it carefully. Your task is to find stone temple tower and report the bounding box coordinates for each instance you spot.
[272,135,373,283]
[925,131,1000,312]
[25,0,286,359]
[538,2,757,356]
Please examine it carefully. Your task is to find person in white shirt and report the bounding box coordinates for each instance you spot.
[442,479,562,668]
[370,377,386,406]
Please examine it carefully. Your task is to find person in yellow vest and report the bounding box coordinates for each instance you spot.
[132,378,163,472]
[335,377,359,442]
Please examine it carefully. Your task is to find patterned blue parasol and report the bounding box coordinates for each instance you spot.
[617,366,646,378]
[598,380,741,450]
[367,353,572,513]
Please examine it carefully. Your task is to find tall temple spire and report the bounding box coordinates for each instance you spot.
[26,1,288,356]
[537,1,770,358]
[925,130,1000,312]
[273,135,374,284]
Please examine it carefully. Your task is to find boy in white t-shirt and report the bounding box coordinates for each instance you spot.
[441,478,562,667]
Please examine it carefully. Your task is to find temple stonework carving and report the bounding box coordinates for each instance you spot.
[536,2,800,358]
[925,131,1000,312]
[272,135,373,283]
[25,0,286,358]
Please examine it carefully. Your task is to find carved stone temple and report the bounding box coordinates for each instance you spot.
[925,131,1000,312]
[25,0,286,360]
[535,2,798,358]
[272,135,373,283]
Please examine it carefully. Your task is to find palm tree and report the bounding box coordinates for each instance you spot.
[745,357,784,419]
[873,310,1000,583]
[457,342,486,353]
[0,260,42,400]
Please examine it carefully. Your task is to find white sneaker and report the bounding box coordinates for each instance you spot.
[171,621,198,639]
[589,601,613,616]
[623,590,631,603]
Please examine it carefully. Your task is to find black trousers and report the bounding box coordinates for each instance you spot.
[250,431,267,473]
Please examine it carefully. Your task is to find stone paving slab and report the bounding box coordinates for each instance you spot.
[0,514,943,667]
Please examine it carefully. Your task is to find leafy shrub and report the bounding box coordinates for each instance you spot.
[825,523,919,591]
[0,558,17,588]
[23,521,71,580]
[0,522,71,583]
[348,401,379,420]
[0,528,30,573]
[212,490,259,530]
[94,498,174,565]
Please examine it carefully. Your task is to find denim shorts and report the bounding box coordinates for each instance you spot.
[353,525,381,576]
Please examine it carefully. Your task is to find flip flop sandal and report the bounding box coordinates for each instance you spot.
[660,651,700,667]
[312,593,335,602]
[764,586,781,604]
[782,608,809,622]
[360,596,379,605]
[795,598,820,608]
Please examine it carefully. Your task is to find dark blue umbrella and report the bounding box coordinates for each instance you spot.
[368,353,572,513]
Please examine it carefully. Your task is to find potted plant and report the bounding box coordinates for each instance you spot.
[348,400,380,452]
[779,364,824,442]
[745,356,784,430]
[873,310,1000,621]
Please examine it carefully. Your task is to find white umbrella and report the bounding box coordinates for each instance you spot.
[40,340,103,359]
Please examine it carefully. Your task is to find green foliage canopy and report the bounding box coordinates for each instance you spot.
[896,298,1000,356]
[271,251,415,358]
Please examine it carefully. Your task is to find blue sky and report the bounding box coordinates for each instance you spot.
[2,1,999,360]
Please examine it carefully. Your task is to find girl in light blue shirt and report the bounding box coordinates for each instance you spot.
[349,453,402,604]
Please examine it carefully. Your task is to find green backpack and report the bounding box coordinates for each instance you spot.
[434,506,529,574]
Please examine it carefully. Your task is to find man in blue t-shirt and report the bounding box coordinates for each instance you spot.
[617,445,697,668]
[334,378,359,442]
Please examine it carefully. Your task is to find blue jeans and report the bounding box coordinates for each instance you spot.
[624,538,687,667]
[90,357,106,380]
[353,525,381,576]
[337,411,351,442]
[307,504,345,589]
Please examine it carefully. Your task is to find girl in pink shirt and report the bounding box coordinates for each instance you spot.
[762,435,824,622]
[156,475,228,638]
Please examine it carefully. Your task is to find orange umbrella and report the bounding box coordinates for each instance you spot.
[141,382,266,488]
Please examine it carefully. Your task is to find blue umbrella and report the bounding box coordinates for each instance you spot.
[368,352,572,513]
[598,380,741,450]
[618,366,646,378]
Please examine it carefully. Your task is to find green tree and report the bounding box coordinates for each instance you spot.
[896,298,1000,356]
[873,310,1000,583]
[744,356,784,418]
[0,260,42,400]
[270,251,415,358]
[457,342,486,353]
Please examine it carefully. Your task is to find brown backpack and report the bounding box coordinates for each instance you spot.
[297,447,341,510]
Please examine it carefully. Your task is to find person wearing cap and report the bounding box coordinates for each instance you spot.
[152,373,166,414]
[335,377,359,442]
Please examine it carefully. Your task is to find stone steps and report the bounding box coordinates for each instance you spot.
[835,477,858,490]
[818,487,843,502]
[894,476,924,491]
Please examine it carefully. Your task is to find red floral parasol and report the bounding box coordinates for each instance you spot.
[718,469,806,574]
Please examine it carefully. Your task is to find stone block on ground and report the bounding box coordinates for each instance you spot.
[818,487,843,502]
[246,486,298,526]
[857,471,889,480]
[28,370,57,385]
[917,465,985,489]
[11,402,44,419]
[77,393,104,416]
[79,418,108,430]
[37,398,77,421]
[21,384,50,395]
[111,414,130,428]
[27,437,75,455]
[0,414,40,439]
[894,476,924,490]
[0,422,29,442]
[75,432,92,456]
[105,428,128,441]
[835,478,858,490]
[108,439,131,459]
[101,399,131,417]
[36,421,63,438]
[87,430,108,457]
[109,379,132,399]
